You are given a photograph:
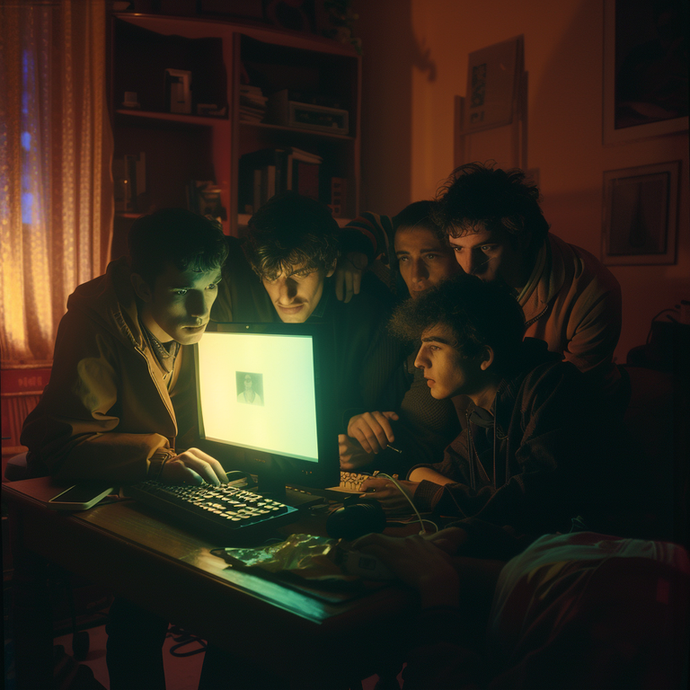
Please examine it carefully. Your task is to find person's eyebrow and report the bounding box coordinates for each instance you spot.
[450,237,498,248]
[421,335,453,345]
[171,272,223,289]
[287,266,314,278]
[395,246,442,255]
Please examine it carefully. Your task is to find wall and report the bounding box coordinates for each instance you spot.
[354,0,689,363]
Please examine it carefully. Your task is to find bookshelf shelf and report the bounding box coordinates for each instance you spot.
[116,109,228,127]
[238,121,355,141]
[110,12,361,238]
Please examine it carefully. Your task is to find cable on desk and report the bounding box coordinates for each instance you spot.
[376,473,439,535]
[166,624,207,657]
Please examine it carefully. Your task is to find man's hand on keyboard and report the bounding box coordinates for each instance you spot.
[347,410,399,454]
[160,447,229,486]
[338,434,374,471]
[359,476,419,513]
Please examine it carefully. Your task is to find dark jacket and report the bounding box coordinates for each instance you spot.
[413,339,612,534]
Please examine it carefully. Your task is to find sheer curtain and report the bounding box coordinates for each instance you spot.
[0,0,114,367]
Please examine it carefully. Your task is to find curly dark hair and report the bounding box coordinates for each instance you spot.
[389,272,525,373]
[434,162,549,248]
[392,200,446,243]
[128,208,228,287]
[245,192,340,280]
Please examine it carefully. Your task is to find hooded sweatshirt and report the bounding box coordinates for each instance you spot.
[21,257,199,483]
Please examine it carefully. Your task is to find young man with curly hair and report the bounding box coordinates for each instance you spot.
[212,191,403,415]
[362,273,621,536]
[435,162,623,397]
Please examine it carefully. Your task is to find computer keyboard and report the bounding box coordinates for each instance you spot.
[123,480,299,543]
[339,471,373,492]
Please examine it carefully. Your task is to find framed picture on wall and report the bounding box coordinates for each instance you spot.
[602,161,680,265]
[461,35,523,134]
[603,0,689,144]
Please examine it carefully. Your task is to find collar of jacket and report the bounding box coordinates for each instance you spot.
[519,233,577,327]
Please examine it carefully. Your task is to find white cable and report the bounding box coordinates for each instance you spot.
[376,472,438,535]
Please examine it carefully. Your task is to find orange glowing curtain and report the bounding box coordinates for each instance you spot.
[0,0,114,365]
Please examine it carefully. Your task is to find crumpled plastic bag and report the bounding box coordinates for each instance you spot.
[213,533,354,582]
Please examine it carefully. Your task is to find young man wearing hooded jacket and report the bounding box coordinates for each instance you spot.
[20,208,230,690]
[360,273,621,537]
[21,208,230,487]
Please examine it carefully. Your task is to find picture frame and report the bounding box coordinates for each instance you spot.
[602,161,680,265]
[461,35,523,134]
[603,0,688,144]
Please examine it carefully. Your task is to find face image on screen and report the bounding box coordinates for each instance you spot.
[236,372,264,406]
[197,331,319,463]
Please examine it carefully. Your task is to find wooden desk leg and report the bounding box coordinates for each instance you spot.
[11,548,54,689]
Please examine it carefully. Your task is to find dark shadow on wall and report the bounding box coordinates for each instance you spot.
[528,0,603,237]
[353,0,436,216]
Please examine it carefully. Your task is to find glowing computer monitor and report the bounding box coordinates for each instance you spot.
[194,322,339,494]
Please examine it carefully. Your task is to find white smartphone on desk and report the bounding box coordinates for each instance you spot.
[47,484,116,511]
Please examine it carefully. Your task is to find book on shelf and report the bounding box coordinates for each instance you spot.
[292,161,320,201]
[239,84,267,123]
[239,147,323,213]
[113,152,145,213]
[329,177,347,217]
[261,164,276,204]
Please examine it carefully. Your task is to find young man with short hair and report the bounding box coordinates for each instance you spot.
[22,208,230,486]
[362,273,616,536]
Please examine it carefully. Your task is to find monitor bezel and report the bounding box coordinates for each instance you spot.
[193,321,340,492]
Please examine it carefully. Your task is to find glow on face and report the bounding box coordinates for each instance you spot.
[261,262,335,323]
[413,323,485,400]
[447,225,525,287]
[394,226,459,299]
[139,264,222,345]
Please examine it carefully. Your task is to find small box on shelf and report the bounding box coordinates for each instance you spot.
[187,180,226,223]
[267,90,349,135]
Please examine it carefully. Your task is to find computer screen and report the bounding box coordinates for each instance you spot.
[194,322,339,492]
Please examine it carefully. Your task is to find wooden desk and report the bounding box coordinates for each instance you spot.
[3,478,413,689]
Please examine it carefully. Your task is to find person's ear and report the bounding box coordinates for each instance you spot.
[325,260,337,278]
[479,346,495,371]
[131,273,153,303]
